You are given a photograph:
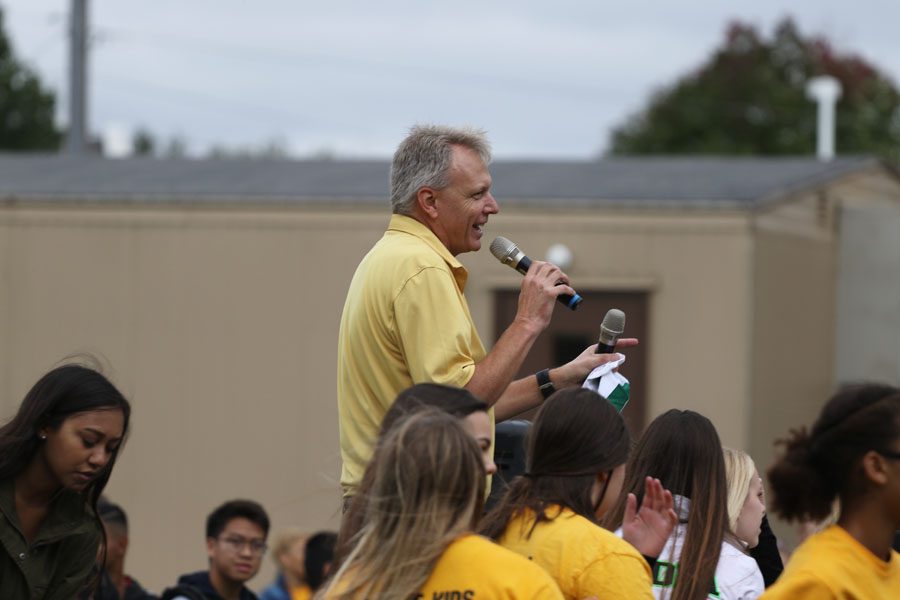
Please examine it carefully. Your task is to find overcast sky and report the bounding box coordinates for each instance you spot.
[3,0,899,158]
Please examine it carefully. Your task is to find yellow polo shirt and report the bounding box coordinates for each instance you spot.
[337,214,487,496]
[498,506,654,600]
[760,525,900,599]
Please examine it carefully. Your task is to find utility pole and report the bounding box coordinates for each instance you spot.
[67,0,88,154]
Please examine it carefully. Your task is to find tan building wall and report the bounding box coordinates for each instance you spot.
[748,169,900,545]
[1,199,759,592]
[7,168,899,588]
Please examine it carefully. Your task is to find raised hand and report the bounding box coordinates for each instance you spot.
[621,476,678,558]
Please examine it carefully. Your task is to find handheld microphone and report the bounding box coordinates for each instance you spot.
[596,309,625,353]
[490,236,582,310]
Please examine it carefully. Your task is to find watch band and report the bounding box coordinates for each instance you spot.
[535,368,555,400]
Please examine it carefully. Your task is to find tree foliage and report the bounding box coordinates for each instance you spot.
[0,8,62,151]
[132,127,156,156]
[609,18,900,158]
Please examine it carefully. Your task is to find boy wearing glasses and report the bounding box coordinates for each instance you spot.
[174,499,270,600]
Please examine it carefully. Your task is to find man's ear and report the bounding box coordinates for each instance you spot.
[861,450,890,486]
[206,537,217,560]
[416,187,439,220]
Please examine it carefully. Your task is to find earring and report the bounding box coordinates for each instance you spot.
[39,434,46,440]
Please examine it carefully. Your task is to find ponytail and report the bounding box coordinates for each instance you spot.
[767,427,837,522]
[767,384,900,523]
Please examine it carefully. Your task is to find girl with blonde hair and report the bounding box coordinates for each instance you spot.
[723,449,766,550]
[721,448,766,596]
[321,409,562,600]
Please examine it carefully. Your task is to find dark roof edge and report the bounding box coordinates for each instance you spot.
[0,192,750,212]
[0,193,388,208]
[753,157,891,208]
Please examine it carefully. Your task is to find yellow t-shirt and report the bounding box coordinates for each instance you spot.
[498,506,653,600]
[323,534,562,599]
[761,524,900,599]
[337,214,487,496]
[291,584,311,600]
[416,534,563,599]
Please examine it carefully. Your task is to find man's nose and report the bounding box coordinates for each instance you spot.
[485,192,499,214]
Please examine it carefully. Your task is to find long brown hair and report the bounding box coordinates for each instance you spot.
[768,383,900,523]
[602,409,727,600]
[334,384,488,568]
[480,388,630,540]
[321,409,486,600]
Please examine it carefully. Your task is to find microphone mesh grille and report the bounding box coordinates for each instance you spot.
[490,236,516,261]
[601,309,626,334]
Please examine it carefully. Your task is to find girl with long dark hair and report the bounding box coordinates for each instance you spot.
[603,409,763,600]
[481,388,677,599]
[334,383,495,568]
[761,384,900,598]
[0,363,131,599]
[321,409,562,599]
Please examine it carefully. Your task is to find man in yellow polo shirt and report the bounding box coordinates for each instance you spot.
[336,124,632,499]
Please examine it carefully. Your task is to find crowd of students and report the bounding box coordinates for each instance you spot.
[327,382,900,599]
[1,363,899,599]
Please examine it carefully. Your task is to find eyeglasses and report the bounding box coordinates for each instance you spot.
[219,535,267,556]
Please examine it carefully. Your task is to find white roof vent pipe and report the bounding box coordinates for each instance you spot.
[806,76,843,162]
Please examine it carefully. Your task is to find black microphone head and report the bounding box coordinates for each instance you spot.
[600,309,626,336]
[490,236,519,265]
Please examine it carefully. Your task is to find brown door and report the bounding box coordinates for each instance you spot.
[493,290,649,436]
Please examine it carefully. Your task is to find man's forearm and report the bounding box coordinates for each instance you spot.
[464,316,542,405]
[481,342,631,421]
[492,375,546,421]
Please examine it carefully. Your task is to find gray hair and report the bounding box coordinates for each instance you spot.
[390,124,492,215]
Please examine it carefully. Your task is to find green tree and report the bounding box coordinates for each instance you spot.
[132,127,156,156]
[609,18,900,158]
[0,8,62,150]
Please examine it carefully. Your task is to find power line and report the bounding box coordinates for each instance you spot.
[94,25,623,104]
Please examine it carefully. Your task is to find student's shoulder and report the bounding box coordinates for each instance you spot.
[718,540,764,578]
[449,534,540,566]
[446,536,552,575]
[719,539,758,567]
[759,570,835,600]
[555,511,643,559]
[442,536,564,599]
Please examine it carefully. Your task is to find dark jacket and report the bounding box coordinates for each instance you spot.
[749,515,784,587]
[94,570,158,600]
[175,572,258,600]
[0,478,102,600]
